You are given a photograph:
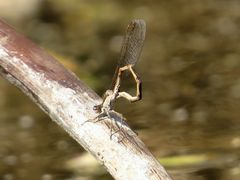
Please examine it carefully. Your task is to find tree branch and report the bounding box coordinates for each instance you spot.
[0,20,172,180]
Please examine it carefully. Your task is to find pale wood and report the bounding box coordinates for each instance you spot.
[0,20,172,180]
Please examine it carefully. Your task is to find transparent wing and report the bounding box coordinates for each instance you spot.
[118,19,146,67]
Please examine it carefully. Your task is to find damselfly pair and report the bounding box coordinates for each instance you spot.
[95,19,146,118]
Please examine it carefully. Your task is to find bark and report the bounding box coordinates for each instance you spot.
[0,20,172,180]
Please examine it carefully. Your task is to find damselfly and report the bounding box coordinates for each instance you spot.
[95,19,146,117]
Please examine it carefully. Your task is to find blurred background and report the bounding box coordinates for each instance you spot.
[1,0,240,179]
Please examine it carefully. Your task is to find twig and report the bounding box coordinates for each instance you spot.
[0,20,172,180]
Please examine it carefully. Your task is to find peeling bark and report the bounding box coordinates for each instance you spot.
[0,20,172,180]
